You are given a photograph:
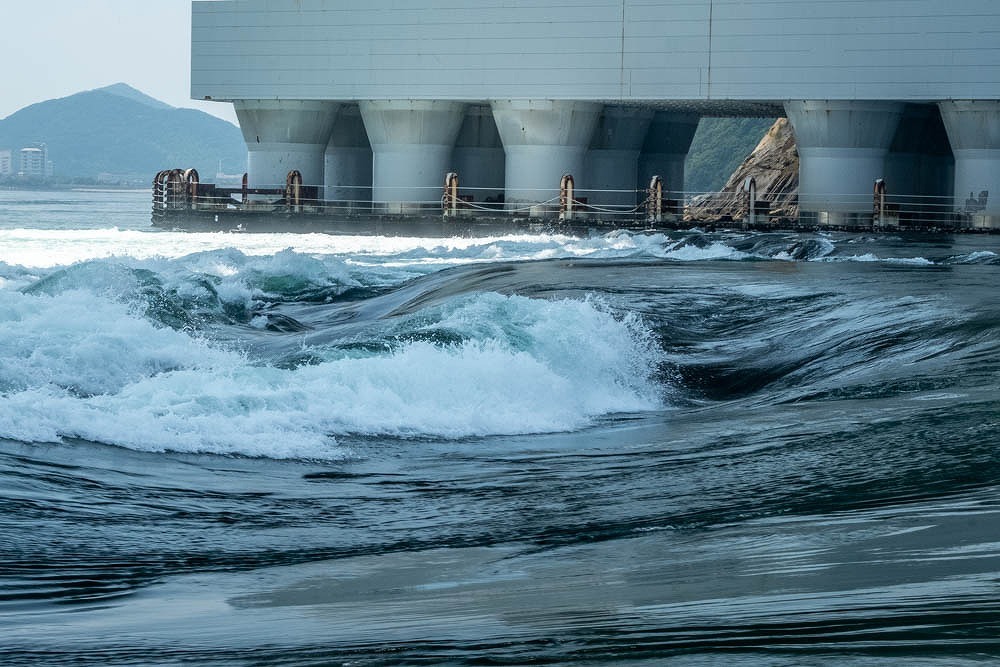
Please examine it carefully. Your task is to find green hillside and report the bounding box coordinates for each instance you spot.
[0,84,246,181]
[686,117,778,193]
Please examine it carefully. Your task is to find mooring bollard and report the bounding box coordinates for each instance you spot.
[647,175,663,224]
[443,171,459,217]
[285,170,303,213]
[559,173,575,221]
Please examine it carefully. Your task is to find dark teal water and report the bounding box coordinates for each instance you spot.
[1,191,999,664]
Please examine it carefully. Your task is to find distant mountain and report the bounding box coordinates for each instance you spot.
[100,83,174,111]
[0,84,246,181]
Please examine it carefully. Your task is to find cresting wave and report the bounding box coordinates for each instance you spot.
[0,281,662,458]
[1,230,997,460]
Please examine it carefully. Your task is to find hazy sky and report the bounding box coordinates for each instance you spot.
[0,0,238,125]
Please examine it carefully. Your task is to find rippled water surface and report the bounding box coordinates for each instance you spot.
[1,189,999,665]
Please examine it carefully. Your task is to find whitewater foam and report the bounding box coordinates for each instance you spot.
[0,228,607,271]
[0,227,784,278]
[0,286,663,459]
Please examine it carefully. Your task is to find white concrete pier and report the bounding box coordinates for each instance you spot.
[883,104,954,211]
[785,101,903,225]
[233,100,340,194]
[193,1,1000,228]
[452,105,506,205]
[360,100,466,212]
[637,112,700,197]
[491,100,602,208]
[939,101,1000,225]
[324,104,373,207]
[585,106,654,208]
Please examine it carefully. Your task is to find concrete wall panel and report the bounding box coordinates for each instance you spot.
[192,0,1000,106]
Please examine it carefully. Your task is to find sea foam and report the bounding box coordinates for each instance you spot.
[0,284,663,459]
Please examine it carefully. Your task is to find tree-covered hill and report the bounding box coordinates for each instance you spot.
[686,117,778,194]
[0,84,246,181]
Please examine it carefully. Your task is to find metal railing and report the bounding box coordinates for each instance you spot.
[151,168,997,231]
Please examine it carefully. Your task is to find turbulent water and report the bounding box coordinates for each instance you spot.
[1,189,999,665]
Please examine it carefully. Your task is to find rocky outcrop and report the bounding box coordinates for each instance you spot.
[685,118,799,223]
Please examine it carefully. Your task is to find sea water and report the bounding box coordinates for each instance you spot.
[1,189,999,665]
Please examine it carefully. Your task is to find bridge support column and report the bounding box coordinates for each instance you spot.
[491,100,602,209]
[585,106,654,209]
[452,105,506,205]
[938,101,1000,228]
[234,100,340,195]
[360,100,466,212]
[324,104,373,208]
[638,112,700,197]
[884,104,954,216]
[785,100,903,226]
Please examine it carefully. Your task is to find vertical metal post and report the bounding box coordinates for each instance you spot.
[874,178,886,227]
[743,176,757,226]
[647,175,663,223]
[559,173,575,221]
[443,171,459,217]
[286,170,303,213]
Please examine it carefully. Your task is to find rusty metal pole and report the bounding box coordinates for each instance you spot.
[286,170,303,213]
[647,175,663,223]
[443,172,459,217]
[873,178,886,227]
[559,173,575,221]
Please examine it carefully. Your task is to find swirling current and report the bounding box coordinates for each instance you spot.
[1,190,999,665]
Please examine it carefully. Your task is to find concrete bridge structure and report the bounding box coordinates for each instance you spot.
[191,0,1000,225]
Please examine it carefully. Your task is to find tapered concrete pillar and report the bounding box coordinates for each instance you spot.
[360,100,466,212]
[585,106,654,208]
[491,100,602,208]
[234,100,340,194]
[785,100,903,225]
[939,101,1000,227]
[452,105,505,205]
[638,112,699,196]
[884,104,953,209]
[324,104,373,206]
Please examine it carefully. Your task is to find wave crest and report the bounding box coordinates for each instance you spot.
[0,289,663,458]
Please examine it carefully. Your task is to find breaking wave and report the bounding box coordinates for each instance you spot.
[0,267,662,458]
